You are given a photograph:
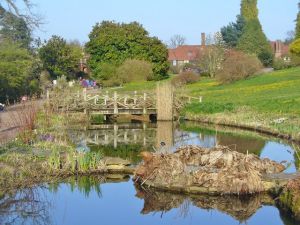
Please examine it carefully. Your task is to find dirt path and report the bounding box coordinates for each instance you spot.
[0,101,42,144]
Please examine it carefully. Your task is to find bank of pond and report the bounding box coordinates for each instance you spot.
[1,121,300,224]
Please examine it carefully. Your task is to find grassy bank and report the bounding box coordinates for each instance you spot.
[181,67,300,141]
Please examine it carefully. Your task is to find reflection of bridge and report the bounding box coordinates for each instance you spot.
[69,122,182,149]
[48,83,202,121]
[70,123,157,148]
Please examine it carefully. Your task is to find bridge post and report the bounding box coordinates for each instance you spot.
[83,88,88,115]
[113,92,118,114]
[143,93,147,114]
[133,91,137,104]
[156,82,173,121]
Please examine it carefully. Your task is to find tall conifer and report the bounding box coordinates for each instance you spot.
[237,0,273,66]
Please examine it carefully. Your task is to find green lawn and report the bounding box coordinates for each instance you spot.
[184,67,300,115]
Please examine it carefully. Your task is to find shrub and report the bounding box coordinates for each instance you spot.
[92,63,122,87]
[216,50,262,83]
[290,38,300,56]
[258,51,273,67]
[273,58,292,70]
[171,71,199,87]
[116,59,154,83]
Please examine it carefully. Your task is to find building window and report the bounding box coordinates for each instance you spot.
[173,60,177,66]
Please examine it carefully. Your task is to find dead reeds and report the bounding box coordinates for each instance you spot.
[135,145,286,195]
[1,100,40,144]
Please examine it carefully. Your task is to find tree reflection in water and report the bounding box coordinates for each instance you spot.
[0,187,52,225]
[135,184,275,223]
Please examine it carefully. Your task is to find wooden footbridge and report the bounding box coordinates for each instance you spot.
[48,83,202,121]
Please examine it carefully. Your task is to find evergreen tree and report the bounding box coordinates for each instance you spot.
[240,0,258,21]
[221,15,245,48]
[237,0,273,66]
[39,35,82,80]
[296,2,300,39]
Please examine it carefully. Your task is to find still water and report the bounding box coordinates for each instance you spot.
[1,121,299,225]
[0,176,298,225]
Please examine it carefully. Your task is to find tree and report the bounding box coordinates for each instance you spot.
[221,15,245,48]
[296,2,300,39]
[39,36,82,80]
[285,30,295,44]
[240,0,258,21]
[0,40,36,102]
[0,6,32,49]
[85,21,169,82]
[169,34,186,48]
[198,32,226,78]
[290,38,300,55]
[0,0,41,28]
[237,0,273,66]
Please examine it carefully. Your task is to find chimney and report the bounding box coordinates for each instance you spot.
[275,40,282,58]
[201,33,206,46]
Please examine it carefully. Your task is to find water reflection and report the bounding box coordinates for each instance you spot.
[69,121,299,172]
[1,176,299,225]
[135,185,274,222]
[0,188,52,225]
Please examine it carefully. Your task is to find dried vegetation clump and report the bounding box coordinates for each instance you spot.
[135,145,285,195]
[278,177,300,220]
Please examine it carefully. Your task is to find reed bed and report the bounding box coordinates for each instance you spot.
[135,145,285,195]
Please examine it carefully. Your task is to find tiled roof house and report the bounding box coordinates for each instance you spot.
[168,33,206,66]
[168,33,291,66]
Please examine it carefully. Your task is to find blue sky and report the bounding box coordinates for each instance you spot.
[33,0,298,44]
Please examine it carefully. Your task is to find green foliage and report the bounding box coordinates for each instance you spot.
[85,21,169,83]
[241,0,258,21]
[296,3,300,39]
[237,19,273,66]
[0,40,35,102]
[184,102,235,114]
[273,58,293,70]
[116,59,154,83]
[290,38,300,56]
[221,15,245,48]
[237,0,273,66]
[0,6,32,49]
[39,35,82,80]
[93,62,120,87]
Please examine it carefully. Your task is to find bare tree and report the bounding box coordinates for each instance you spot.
[169,34,186,48]
[0,0,42,28]
[198,32,226,78]
[285,30,295,44]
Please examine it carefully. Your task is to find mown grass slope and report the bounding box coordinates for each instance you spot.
[184,67,300,115]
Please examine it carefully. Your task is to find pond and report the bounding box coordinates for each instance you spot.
[1,176,298,225]
[1,121,299,225]
[69,121,299,173]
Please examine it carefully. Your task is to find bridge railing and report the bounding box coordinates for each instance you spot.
[48,89,157,114]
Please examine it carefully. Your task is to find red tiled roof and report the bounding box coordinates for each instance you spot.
[168,45,206,61]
